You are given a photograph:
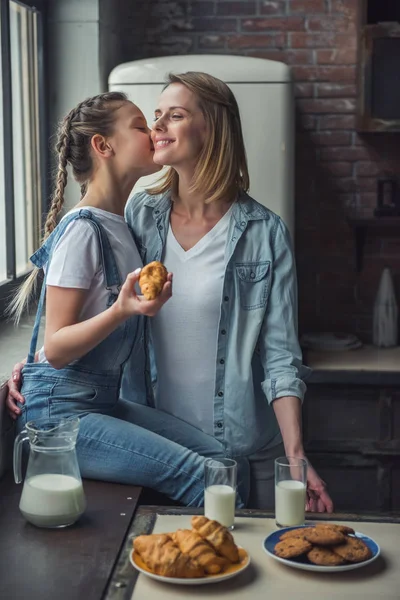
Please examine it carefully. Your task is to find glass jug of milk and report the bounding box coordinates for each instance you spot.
[13,418,86,528]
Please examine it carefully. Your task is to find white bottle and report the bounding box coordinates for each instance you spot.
[373,267,398,347]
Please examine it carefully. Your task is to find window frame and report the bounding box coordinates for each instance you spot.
[0,0,47,315]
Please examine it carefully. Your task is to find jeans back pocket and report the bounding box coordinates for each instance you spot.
[235,261,271,310]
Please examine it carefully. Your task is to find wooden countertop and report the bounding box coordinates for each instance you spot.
[0,472,142,600]
[305,345,400,385]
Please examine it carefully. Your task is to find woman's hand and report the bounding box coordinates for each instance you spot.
[5,360,26,420]
[114,269,172,319]
[305,460,334,513]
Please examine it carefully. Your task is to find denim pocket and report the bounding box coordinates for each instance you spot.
[235,261,271,310]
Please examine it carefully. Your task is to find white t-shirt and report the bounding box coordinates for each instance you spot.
[151,207,231,435]
[38,206,142,363]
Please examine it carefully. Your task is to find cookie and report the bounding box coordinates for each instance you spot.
[304,527,346,546]
[332,536,372,563]
[279,527,314,541]
[316,523,355,536]
[307,546,346,566]
[274,538,313,559]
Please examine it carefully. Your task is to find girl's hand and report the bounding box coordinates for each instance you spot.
[115,268,172,318]
[5,360,26,420]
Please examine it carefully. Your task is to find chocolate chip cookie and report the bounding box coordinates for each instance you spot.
[332,536,372,563]
[307,546,346,566]
[274,538,313,559]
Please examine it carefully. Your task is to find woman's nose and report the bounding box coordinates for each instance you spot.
[153,116,166,131]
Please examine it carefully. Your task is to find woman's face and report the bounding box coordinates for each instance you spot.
[152,83,207,169]
[109,102,161,178]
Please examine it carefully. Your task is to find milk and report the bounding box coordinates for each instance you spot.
[204,484,236,528]
[19,473,86,528]
[275,479,306,527]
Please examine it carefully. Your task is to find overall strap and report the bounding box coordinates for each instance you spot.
[27,209,122,363]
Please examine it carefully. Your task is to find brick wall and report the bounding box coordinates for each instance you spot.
[119,0,400,342]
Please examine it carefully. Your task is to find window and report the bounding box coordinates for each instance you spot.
[0,0,46,311]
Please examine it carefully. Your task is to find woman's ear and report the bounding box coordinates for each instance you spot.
[91,134,114,158]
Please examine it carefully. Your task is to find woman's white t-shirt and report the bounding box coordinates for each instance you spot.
[38,206,142,362]
[151,207,231,435]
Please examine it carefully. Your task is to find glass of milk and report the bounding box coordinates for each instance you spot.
[275,456,307,528]
[204,458,237,529]
[13,418,86,528]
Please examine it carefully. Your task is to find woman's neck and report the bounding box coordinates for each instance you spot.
[174,171,230,220]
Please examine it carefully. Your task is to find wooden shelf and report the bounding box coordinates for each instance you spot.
[347,216,400,272]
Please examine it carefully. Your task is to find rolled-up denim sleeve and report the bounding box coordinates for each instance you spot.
[260,217,311,404]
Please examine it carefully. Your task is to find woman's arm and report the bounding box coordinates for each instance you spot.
[259,217,333,512]
[44,270,171,369]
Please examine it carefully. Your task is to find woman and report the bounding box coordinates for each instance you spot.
[4,91,233,507]
[122,72,333,511]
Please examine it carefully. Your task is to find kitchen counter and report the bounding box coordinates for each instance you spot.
[105,506,400,600]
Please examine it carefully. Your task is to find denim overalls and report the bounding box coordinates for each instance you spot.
[16,209,210,506]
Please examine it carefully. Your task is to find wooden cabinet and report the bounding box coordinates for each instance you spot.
[304,346,400,513]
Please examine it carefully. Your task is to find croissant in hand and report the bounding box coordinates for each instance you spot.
[139,261,168,300]
[171,529,229,574]
[134,533,204,578]
[191,516,240,563]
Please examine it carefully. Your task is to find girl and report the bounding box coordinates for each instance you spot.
[6,91,227,506]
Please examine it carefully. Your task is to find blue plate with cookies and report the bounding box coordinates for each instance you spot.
[263,523,380,572]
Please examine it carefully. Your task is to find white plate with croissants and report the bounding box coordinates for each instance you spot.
[130,515,250,585]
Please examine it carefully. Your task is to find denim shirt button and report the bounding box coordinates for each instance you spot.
[154,210,160,214]
[240,221,245,227]
[221,329,226,335]
[219,359,225,364]
[216,422,223,429]
[218,391,224,397]
[250,272,255,279]
[158,225,163,231]
[224,296,229,302]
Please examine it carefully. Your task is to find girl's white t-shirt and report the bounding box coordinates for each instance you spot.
[38,206,142,363]
[151,207,231,435]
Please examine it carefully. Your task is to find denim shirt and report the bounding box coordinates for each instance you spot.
[125,191,311,457]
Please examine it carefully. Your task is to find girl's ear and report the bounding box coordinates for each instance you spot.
[91,134,114,158]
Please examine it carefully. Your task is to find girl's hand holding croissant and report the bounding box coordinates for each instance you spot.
[114,268,172,319]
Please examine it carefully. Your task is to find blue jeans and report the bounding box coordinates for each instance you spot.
[18,365,249,507]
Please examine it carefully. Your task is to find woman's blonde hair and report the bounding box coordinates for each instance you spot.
[8,91,128,323]
[149,71,249,203]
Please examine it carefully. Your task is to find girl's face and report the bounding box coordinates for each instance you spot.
[152,83,207,169]
[109,102,161,178]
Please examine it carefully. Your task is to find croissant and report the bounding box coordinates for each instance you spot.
[171,529,229,574]
[191,516,240,563]
[139,261,168,300]
[133,533,204,578]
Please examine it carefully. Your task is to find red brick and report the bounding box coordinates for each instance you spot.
[319,115,356,129]
[227,33,286,48]
[357,178,378,191]
[198,34,226,48]
[292,65,356,82]
[320,147,372,161]
[306,16,356,34]
[310,131,351,146]
[294,82,314,97]
[186,2,215,17]
[323,162,354,176]
[316,83,356,97]
[297,115,318,130]
[191,17,237,31]
[316,48,357,64]
[289,0,326,12]
[297,98,356,114]
[355,162,380,177]
[242,17,305,31]
[330,0,358,16]
[260,1,286,15]
[290,32,356,48]
[217,1,256,16]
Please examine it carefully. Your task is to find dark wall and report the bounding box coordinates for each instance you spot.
[109,0,400,342]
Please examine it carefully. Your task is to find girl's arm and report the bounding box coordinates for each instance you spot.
[44,270,171,369]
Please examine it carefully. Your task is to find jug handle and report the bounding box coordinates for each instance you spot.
[13,429,29,484]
